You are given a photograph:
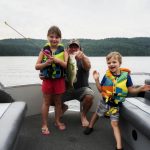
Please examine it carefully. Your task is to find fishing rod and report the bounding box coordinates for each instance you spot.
[4,21,41,50]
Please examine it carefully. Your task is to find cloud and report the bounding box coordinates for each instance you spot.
[0,0,150,39]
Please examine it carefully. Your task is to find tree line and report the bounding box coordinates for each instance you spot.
[0,37,150,56]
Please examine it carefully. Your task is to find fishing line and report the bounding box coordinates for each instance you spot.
[4,21,41,50]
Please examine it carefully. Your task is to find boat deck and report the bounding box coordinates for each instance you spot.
[14,111,132,150]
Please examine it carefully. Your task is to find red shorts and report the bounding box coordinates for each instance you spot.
[42,78,66,94]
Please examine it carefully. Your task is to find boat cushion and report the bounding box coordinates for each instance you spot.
[121,97,150,139]
[0,102,27,150]
[0,103,11,118]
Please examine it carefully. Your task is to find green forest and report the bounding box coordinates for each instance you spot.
[0,37,150,56]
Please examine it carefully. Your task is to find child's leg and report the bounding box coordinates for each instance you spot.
[111,121,122,149]
[41,94,52,134]
[54,94,66,130]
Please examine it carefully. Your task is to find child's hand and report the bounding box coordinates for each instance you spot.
[53,57,60,64]
[45,56,54,65]
[43,51,51,59]
[93,70,100,81]
[140,84,150,92]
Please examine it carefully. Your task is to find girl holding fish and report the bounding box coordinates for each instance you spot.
[35,26,68,135]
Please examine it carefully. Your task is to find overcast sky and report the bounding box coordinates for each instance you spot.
[0,0,150,40]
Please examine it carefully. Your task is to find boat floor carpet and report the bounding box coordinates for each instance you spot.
[14,111,132,150]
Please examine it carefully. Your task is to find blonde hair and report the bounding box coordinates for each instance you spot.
[47,26,61,38]
[106,51,122,64]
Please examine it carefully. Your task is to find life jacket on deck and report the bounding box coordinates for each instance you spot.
[101,68,131,105]
[39,43,65,79]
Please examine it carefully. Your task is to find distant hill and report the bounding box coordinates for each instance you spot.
[0,37,150,56]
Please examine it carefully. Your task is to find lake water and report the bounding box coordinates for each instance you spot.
[0,56,149,111]
[0,56,150,87]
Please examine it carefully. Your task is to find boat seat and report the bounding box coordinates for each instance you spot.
[0,89,27,150]
[121,96,150,139]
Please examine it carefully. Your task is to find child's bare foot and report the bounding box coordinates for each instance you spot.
[81,114,89,127]
[41,126,50,135]
[55,122,66,130]
[54,104,68,117]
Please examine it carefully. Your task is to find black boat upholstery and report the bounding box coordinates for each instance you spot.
[0,90,27,150]
[0,89,14,103]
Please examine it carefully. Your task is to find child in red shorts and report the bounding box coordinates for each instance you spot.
[35,26,68,135]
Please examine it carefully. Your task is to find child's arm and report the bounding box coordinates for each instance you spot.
[35,51,53,70]
[53,51,68,68]
[93,70,102,93]
[128,85,150,94]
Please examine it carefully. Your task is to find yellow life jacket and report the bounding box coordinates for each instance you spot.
[40,43,65,79]
[101,68,130,105]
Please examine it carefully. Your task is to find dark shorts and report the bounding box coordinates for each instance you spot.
[62,87,94,102]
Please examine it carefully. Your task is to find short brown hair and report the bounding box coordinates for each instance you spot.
[47,26,61,38]
[106,51,122,64]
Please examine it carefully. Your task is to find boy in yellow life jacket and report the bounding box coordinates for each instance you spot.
[84,51,150,150]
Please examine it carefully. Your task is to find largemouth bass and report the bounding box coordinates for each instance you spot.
[66,55,77,89]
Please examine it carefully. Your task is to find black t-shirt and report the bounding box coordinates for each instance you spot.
[73,60,89,89]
